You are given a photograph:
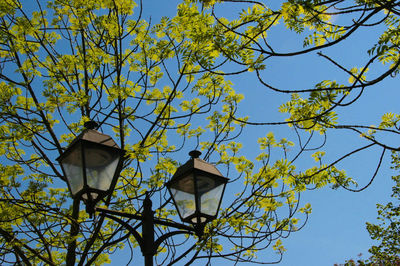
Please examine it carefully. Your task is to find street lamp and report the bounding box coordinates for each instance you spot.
[57,123,228,265]
[166,150,228,228]
[56,121,125,215]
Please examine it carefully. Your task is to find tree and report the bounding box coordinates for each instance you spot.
[334,152,400,265]
[365,151,400,264]
[0,0,398,265]
[201,0,400,167]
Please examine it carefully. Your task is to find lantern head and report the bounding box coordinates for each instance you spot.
[57,122,125,213]
[167,150,228,227]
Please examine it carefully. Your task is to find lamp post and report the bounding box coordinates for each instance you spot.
[57,122,228,266]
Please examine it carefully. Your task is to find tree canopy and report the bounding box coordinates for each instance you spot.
[335,152,400,265]
[0,0,399,265]
[365,151,400,264]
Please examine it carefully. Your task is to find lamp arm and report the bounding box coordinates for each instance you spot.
[96,206,198,259]
[101,212,195,263]
[152,217,195,232]
[100,213,145,252]
[95,206,143,221]
[95,206,195,232]
[153,230,194,252]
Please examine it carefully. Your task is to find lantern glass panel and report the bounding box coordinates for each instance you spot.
[173,174,195,194]
[170,187,196,219]
[200,182,225,216]
[61,144,84,196]
[195,174,226,216]
[84,143,121,192]
[195,175,217,195]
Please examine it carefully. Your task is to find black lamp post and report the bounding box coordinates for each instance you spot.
[57,123,228,265]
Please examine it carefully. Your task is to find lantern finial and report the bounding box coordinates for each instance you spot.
[189,150,201,159]
[84,120,99,130]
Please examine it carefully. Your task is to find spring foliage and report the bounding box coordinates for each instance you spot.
[0,0,399,264]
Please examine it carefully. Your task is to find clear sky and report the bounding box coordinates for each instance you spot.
[139,1,399,265]
[14,1,399,265]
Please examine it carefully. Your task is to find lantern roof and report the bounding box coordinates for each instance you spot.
[72,129,120,148]
[171,151,224,180]
[58,124,121,161]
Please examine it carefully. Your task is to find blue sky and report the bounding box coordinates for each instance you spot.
[138,1,399,265]
[12,0,399,265]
